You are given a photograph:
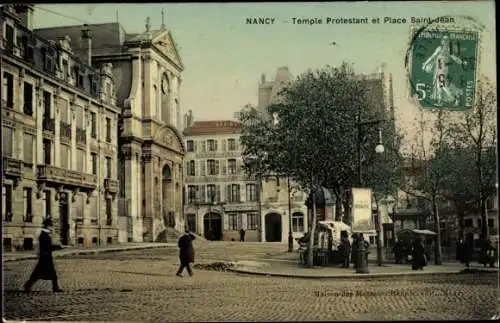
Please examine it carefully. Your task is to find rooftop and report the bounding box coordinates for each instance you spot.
[183,120,243,136]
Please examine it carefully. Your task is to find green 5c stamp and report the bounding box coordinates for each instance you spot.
[408,28,479,111]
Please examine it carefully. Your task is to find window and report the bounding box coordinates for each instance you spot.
[207,159,217,175]
[106,199,112,225]
[43,139,51,164]
[76,149,86,172]
[3,185,13,222]
[2,72,14,108]
[23,188,33,222]
[60,145,70,169]
[2,127,13,157]
[228,138,237,151]
[59,98,69,123]
[90,112,97,138]
[227,212,240,230]
[105,117,111,142]
[246,184,257,202]
[43,91,51,118]
[90,196,98,224]
[292,212,305,232]
[105,157,112,178]
[22,37,34,62]
[228,159,237,175]
[486,198,495,210]
[75,105,84,129]
[23,82,33,116]
[186,140,194,152]
[207,184,217,203]
[23,133,34,164]
[488,219,495,227]
[188,185,197,204]
[186,160,195,176]
[187,214,196,232]
[247,212,259,230]
[226,184,241,203]
[5,24,14,52]
[207,139,217,152]
[476,218,482,228]
[44,190,51,219]
[464,219,473,227]
[91,153,98,175]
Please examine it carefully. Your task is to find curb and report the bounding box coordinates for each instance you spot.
[228,267,498,279]
[3,244,175,263]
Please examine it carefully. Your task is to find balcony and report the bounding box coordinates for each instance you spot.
[37,165,97,190]
[42,118,55,133]
[76,127,86,145]
[3,156,22,180]
[60,121,71,139]
[104,178,119,194]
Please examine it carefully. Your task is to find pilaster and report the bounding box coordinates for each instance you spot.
[142,150,155,241]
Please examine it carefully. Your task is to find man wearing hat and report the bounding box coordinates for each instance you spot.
[176,228,196,277]
[23,216,64,292]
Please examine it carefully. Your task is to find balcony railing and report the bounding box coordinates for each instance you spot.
[104,178,119,193]
[42,118,55,133]
[76,127,86,144]
[60,121,71,139]
[37,165,97,189]
[3,156,22,177]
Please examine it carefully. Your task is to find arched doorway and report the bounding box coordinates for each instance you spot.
[265,213,282,242]
[204,213,222,241]
[162,165,174,228]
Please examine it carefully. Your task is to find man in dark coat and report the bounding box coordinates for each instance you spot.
[462,236,474,268]
[176,230,196,277]
[410,237,426,270]
[351,234,358,268]
[239,228,246,242]
[23,216,63,292]
[340,235,351,268]
[393,239,405,264]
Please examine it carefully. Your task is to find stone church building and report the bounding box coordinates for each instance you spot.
[35,17,186,242]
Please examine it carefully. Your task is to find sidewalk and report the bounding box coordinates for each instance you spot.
[3,242,176,262]
[230,255,499,279]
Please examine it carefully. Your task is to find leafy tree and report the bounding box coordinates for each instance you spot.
[404,109,453,265]
[239,63,404,267]
[446,78,497,239]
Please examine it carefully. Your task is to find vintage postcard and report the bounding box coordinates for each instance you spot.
[1,1,497,322]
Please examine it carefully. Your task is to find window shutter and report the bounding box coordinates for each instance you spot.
[221,159,227,175]
[185,161,189,175]
[200,185,206,202]
[236,184,241,202]
[236,159,243,175]
[235,139,239,151]
[226,184,231,202]
[200,160,206,176]
[214,140,218,151]
[216,185,221,202]
[222,139,226,151]
[193,160,197,176]
[194,141,197,152]
[215,160,220,175]
[202,141,206,152]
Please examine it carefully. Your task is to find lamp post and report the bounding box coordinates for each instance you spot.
[287,176,293,252]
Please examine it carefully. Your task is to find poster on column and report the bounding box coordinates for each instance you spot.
[351,188,375,233]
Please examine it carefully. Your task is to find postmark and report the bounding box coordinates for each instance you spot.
[405,16,485,112]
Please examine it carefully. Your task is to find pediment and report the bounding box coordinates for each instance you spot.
[152,31,184,70]
[154,125,186,154]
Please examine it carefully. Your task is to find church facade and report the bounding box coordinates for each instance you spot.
[35,17,186,243]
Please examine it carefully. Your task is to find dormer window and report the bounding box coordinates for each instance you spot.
[21,36,34,62]
[42,47,55,74]
[4,24,14,52]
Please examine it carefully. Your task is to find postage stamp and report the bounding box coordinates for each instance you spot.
[408,27,480,111]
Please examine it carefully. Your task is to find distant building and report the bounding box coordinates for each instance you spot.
[183,120,260,241]
[2,5,120,251]
[32,13,186,242]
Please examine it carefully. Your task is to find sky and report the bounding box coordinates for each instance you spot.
[33,2,496,141]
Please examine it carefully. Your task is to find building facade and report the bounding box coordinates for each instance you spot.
[2,5,120,251]
[34,16,186,242]
[183,120,261,241]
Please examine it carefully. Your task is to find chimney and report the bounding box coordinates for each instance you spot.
[81,24,92,66]
[261,73,266,84]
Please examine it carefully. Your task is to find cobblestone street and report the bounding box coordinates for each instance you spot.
[4,242,498,321]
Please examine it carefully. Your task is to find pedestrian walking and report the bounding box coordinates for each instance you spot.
[23,216,64,293]
[410,237,426,270]
[351,233,358,268]
[341,234,351,268]
[462,235,474,268]
[393,238,404,264]
[239,228,246,242]
[176,229,196,277]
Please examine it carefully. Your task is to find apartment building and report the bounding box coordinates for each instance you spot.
[2,5,120,251]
